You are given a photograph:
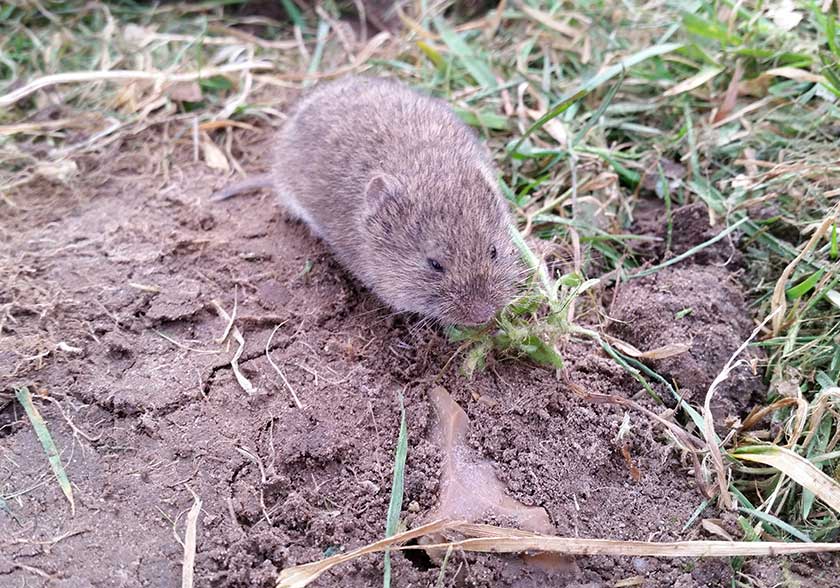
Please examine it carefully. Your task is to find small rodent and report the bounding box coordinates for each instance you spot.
[214,76,521,326]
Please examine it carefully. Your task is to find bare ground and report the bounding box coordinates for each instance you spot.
[2,130,838,587]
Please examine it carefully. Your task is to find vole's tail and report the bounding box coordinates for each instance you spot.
[210,173,274,202]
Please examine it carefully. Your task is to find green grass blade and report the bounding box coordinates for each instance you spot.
[15,387,75,514]
[508,223,554,301]
[803,416,833,520]
[572,68,626,147]
[820,53,840,96]
[434,17,496,89]
[786,269,826,299]
[802,482,817,522]
[512,42,682,153]
[435,545,454,588]
[577,329,664,405]
[682,499,710,531]
[280,0,305,29]
[730,485,756,510]
[681,12,741,44]
[737,507,813,543]
[417,40,446,70]
[826,16,838,59]
[453,107,510,130]
[619,351,708,432]
[304,19,331,87]
[383,393,408,588]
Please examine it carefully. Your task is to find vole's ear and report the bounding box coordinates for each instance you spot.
[364,174,402,215]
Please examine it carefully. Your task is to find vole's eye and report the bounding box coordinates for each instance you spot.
[427,258,445,273]
[490,245,497,260]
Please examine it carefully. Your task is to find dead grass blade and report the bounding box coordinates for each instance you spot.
[155,330,221,355]
[731,446,840,514]
[709,95,777,129]
[181,487,202,588]
[266,323,303,409]
[14,387,75,515]
[0,62,275,108]
[764,67,827,84]
[703,308,781,509]
[711,61,743,124]
[214,293,238,345]
[604,335,690,360]
[277,520,453,588]
[0,116,100,135]
[580,389,711,497]
[427,521,840,555]
[261,31,390,82]
[212,299,256,395]
[518,4,579,38]
[770,205,839,335]
[740,397,800,433]
[277,520,840,587]
[581,391,704,452]
[663,66,725,97]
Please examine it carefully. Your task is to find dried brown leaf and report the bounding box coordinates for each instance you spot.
[201,136,229,171]
[166,81,203,102]
[712,61,743,123]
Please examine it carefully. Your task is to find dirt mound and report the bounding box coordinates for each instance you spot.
[609,264,766,422]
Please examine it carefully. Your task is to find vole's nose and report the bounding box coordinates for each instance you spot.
[462,301,498,326]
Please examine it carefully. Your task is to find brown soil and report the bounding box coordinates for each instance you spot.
[2,132,837,588]
[609,264,766,424]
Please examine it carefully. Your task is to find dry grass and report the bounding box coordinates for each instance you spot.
[276,519,840,588]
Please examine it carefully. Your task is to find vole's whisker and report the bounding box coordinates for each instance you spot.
[406,317,424,335]
[408,315,438,339]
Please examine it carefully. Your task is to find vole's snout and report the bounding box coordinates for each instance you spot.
[442,265,518,326]
[456,300,500,327]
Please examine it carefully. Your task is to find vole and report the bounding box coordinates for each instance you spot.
[213,76,521,326]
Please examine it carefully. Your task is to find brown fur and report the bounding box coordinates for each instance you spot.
[218,76,521,326]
